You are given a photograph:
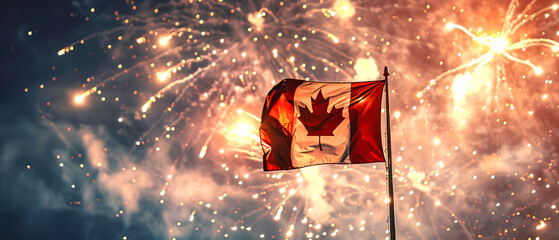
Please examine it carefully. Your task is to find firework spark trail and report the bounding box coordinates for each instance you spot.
[58,26,132,56]
[141,63,211,112]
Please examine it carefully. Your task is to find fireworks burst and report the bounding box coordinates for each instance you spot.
[420,0,558,95]
[10,0,559,239]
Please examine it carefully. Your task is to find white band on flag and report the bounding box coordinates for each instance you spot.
[291,82,351,168]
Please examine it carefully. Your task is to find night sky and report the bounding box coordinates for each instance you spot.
[1,0,558,239]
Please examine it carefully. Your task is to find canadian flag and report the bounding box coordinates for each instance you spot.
[260,79,385,171]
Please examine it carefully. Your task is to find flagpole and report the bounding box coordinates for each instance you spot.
[384,66,397,240]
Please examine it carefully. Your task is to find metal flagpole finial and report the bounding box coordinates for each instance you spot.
[383,66,389,78]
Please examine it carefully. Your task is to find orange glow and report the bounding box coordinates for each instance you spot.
[74,92,90,105]
[487,37,509,53]
[332,0,356,20]
[136,37,146,44]
[159,35,171,46]
[157,71,170,81]
[141,102,151,112]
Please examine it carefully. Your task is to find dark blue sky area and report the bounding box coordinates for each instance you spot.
[0,1,152,239]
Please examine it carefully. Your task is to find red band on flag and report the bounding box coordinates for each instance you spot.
[349,81,386,163]
[259,79,304,171]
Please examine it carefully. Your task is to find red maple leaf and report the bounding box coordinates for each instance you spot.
[298,90,345,151]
